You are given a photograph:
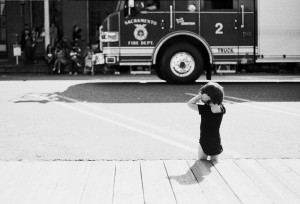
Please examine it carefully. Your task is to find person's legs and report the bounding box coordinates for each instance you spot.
[70,60,75,74]
[47,62,53,74]
[24,47,31,65]
[198,144,208,160]
[53,59,58,72]
[57,61,61,74]
[74,59,79,75]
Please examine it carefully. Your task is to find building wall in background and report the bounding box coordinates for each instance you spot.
[4,0,117,64]
[63,0,87,48]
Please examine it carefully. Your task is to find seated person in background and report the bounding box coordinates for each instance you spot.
[53,42,68,74]
[83,44,95,75]
[69,42,83,75]
[45,44,55,74]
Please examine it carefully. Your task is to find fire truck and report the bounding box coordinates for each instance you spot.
[96,0,300,83]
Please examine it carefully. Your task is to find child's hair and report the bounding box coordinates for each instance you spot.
[199,82,224,105]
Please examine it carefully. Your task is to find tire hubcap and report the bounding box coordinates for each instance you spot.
[170,52,195,77]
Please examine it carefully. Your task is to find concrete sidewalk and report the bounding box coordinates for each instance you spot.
[0,159,299,204]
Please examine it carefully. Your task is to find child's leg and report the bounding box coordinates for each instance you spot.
[198,144,208,160]
[91,64,94,75]
[58,61,62,74]
[210,155,219,163]
[53,60,58,71]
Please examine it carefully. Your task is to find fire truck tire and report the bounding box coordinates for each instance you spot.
[160,43,203,84]
[154,65,165,80]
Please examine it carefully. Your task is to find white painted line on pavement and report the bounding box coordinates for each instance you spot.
[226,95,300,116]
[29,94,246,159]
[58,95,197,145]
[186,93,198,97]
[237,102,300,117]
[61,103,198,153]
[39,95,197,154]
[225,96,300,116]
[56,95,245,158]
[225,95,251,102]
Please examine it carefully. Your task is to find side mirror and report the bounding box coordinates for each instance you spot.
[127,0,134,16]
[128,0,134,8]
[127,0,143,16]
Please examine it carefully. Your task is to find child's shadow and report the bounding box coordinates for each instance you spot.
[168,160,213,185]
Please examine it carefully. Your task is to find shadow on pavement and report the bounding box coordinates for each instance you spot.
[168,160,213,185]
[11,82,300,104]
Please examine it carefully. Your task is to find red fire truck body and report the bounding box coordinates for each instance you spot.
[97,0,300,83]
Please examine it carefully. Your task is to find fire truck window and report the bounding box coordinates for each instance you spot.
[118,1,125,11]
[144,0,160,10]
[201,0,234,10]
[240,1,254,12]
[162,0,173,7]
[175,1,199,11]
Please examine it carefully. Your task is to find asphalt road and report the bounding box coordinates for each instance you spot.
[1,75,300,161]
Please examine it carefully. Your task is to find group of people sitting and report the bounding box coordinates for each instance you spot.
[45,39,95,75]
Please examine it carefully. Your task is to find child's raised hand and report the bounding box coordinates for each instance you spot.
[188,94,202,111]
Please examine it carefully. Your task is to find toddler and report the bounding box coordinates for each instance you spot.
[187,82,226,162]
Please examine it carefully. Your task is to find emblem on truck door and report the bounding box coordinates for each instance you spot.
[176,18,195,26]
[134,24,148,41]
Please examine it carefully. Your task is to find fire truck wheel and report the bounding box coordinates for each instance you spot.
[153,65,165,80]
[160,43,203,84]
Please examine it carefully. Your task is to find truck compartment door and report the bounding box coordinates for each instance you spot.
[238,0,255,64]
[200,0,240,64]
[257,0,300,63]
[200,0,255,64]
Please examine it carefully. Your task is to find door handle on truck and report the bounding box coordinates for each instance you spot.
[170,5,173,29]
[241,5,245,28]
[161,19,165,29]
[234,20,237,29]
